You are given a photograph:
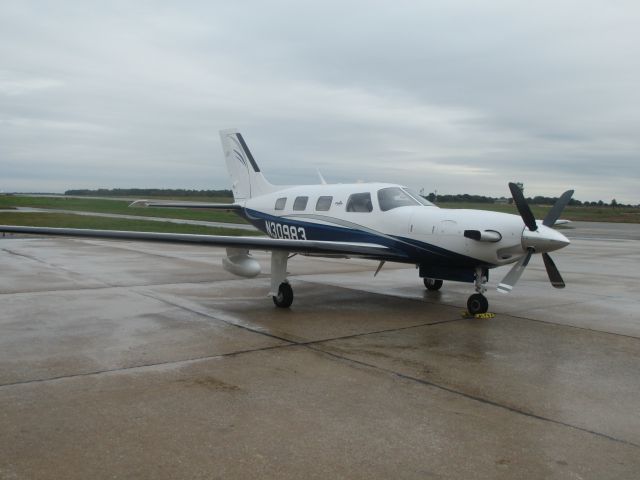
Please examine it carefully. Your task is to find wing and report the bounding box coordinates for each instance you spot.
[128,200,242,210]
[0,225,408,261]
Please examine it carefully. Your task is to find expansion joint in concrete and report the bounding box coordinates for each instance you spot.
[306,345,640,450]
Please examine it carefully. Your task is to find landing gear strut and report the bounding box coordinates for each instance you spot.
[270,251,294,308]
[423,278,443,291]
[467,267,489,315]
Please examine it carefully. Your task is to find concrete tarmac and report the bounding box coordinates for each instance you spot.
[1,222,639,479]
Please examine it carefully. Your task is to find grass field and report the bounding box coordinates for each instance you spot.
[0,195,246,224]
[436,202,640,223]
[0,212,261,236]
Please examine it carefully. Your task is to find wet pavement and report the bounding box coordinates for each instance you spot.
[1,223,639,479]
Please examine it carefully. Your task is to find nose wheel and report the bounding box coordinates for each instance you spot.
[467,293,489,315]
[467,267,489,314]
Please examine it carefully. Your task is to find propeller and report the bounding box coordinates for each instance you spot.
[543,189,574,227]
[508,182,537,231]
[498,184,573,293]
[497,248,533,293]
[542,253,565,288]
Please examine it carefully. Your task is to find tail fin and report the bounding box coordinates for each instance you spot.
[219,129,277,201]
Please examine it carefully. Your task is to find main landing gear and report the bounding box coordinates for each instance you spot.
[271,251,294,308]
[467,267,489,315]
[423,278,443,291]
[273,282,293,308]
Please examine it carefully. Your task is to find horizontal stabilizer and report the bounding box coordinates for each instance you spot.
[129,200,242,210]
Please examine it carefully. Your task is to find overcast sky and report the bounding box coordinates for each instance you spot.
[1,1,639,203]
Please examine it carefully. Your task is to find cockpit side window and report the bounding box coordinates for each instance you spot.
[275,197,287,210]
[346,192,373,212]
[377,187,420,211]
[316,196,332,211]
[293,196,309,211]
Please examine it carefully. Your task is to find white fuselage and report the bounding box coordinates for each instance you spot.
[236,182,569,270]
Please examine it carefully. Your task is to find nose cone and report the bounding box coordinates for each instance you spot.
[522,225,570,253]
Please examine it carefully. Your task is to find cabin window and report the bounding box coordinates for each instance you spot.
[315,196,333,211]
[346,192,373,212]
[377,187,420,211]
[293,196,309,211]
[275,197,287,210]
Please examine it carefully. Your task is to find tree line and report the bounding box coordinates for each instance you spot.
[65,188,233,198]
[425,193,630,207]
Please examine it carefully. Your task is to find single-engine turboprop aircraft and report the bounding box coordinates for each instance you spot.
[0,129,574,314]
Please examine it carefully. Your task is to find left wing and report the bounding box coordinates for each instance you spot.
[0,225,408,261]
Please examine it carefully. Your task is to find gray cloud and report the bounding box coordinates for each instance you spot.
[1,0,638,203]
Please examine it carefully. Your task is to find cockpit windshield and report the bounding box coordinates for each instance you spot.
[377,187,436,211]
[403,188,436,207]
[377,187,420,211]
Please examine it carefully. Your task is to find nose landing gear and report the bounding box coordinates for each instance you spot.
[467,293,489,315]
[466,267,489,314]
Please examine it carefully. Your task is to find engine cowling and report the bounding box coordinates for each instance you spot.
[222,248,261,278]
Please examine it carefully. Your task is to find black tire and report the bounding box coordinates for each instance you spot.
[467,293,489,315]
[423,278,443,291]
[272,282,294,308]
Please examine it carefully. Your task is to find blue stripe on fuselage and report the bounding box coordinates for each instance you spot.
[243,208,486,267]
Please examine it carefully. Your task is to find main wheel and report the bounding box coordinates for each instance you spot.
[272,282,294,308]
[423,278,443,291]
[467,293,489,315]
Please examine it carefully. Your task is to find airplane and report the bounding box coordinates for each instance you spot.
[0,129,574,315]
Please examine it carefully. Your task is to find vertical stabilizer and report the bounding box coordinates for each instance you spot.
[219,129,276,201]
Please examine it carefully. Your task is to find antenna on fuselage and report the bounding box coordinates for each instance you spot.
[317,169,327,185]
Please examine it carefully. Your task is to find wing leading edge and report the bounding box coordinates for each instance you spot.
[0,225,407,261]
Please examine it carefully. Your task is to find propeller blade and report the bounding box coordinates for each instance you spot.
[497,249,533,294]
[543,189,574,227]
[509,182,537,231]
[542,253,566,288]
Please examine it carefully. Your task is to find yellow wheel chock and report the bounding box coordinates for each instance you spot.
[461,311,496,319]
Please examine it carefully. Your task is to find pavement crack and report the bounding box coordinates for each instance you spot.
[2,247,56,266]
[306,344,640,450]
[0,278,257,296]
[0,344,292,390]
[133,287,468,348]
[300,316,466,347]
[1,247,114,288]
[132,289,295,345]
[502,309,640,341]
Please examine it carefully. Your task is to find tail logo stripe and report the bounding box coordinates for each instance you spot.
[233,149,247,168]
[236,133,261,172]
